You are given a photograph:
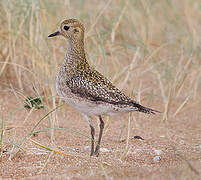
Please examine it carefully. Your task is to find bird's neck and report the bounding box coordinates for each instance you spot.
[67,37,85,58]
[60,38,89,77]
[63,38,88,64]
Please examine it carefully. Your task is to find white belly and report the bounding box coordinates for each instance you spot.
[56,77,113,116]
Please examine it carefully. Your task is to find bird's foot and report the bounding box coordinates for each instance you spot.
[94,145,100,157]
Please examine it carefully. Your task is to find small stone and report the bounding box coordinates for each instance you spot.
[154,149,162,155]
[84,146,90,151]
[133,136,144,140]
[72,148,79,151]
[119,138,126,143]
[153,156,161,162]
[100,148,110,152]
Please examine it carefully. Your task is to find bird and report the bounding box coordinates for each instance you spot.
[48,18,159,157]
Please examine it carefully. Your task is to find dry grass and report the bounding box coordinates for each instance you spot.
[0,0,201,179]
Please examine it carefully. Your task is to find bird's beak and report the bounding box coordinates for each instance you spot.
[48,31,61,37]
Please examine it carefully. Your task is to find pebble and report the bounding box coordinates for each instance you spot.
[84,146,109,152]
[100,148,110,152]
[84,146,90,151]
[154,149,162,155]
[133,136,144,140]
[153,156,161,162]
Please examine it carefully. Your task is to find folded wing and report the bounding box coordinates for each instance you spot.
[66,69,159,114]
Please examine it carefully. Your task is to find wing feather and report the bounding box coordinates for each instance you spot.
[66,69,159,114]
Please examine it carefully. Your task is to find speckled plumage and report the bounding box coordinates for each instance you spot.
[48,19,159,156]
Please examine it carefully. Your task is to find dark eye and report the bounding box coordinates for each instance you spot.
[63,25,70,31]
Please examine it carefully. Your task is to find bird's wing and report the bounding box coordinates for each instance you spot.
[66,70,159,114]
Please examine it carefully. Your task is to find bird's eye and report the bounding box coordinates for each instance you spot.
[63,25,70,31]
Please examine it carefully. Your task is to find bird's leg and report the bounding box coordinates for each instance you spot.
[94,115,105,156]
[89,124,95,156]
[82,114,95,156]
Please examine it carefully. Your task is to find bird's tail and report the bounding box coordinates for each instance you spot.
[132,102,160,114]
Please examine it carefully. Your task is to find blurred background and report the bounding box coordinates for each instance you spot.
[0,0,201,178]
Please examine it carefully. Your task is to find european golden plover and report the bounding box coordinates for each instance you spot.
[48,18,159,156]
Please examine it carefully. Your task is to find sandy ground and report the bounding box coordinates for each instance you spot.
[0,90,201,179]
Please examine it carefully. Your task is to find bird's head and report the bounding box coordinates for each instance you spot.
[48,18,85,41]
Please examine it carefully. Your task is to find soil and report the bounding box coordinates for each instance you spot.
[0,90,201,179]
